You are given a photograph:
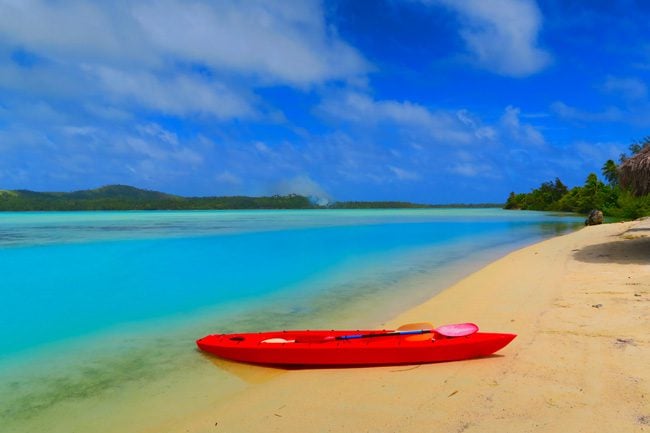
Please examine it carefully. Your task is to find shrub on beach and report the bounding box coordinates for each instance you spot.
[605,190,650,220]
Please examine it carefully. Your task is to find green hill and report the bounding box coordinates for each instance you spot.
[0,185,313,211]
[0,185,502,211]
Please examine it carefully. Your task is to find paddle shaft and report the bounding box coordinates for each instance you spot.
[292,323,477,343]
[334,329,433,340]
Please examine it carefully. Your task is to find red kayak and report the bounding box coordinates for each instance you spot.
[196,323,516,367]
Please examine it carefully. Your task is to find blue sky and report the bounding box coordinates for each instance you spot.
[1,0,649,203]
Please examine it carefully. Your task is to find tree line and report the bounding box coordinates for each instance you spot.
[505,137,650,219]
[0,186,316,211]
[0,184,504,211]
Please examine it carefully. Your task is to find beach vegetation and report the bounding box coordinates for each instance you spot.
[601,159,619,186]
[506,137,650,219]
[504,178,568,211]
[605,190,650,219]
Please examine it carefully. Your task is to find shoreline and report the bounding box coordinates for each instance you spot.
[187,220,649,433]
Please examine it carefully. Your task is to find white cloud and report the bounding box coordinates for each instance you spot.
[131,0,369,85]
[119,129,203,166]
[0,1,146,63]
[447,150,501,178]
[602,76,647,101]
[215,171,242,186]
[500,105,545,146]
[319,93,540,152]
[0,0,370,132]
[388,166,420,181]
[87,66,254,119]
[551,101,624,123]
[457,109,497,140]
[0,0,368,88]
[135,123,203,165]
[137,123,178,146]
[434,0,551,77]
[254,141,272,154]
[318,92,477,144]
[0,116,206,191]
[320,92,434,125]
[572,141,625,164]
[449,162,482,177]
[60,126,97,137]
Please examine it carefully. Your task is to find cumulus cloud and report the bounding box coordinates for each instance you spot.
[318,92,543,152]
[0,0,372,193]
[87,66,254,119]
[0,0,370,126]
[0,0,368,86]
[318,91,481,144]
[131,0,369,85]
[433,0,551,77]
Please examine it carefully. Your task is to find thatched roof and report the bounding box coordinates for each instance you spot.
[620,145,650,196]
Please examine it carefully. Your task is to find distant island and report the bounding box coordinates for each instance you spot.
[0,185,502,211]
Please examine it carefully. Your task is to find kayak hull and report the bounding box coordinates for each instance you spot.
[196,330,516,367]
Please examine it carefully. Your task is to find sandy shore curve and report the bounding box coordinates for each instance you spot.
[185,220,650,433]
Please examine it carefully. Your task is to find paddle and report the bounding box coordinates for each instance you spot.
[280,322,479,344]
[328,328,433,341]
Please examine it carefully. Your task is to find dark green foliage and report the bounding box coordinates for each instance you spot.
[506,136,650,220]
[0,185,501,211]
[0,186,316,211]
[576,173,610,213]
[601,159,619,186]
[506,173,647,219]
[504,178,568,211]
[509,173,617,215]
[504,192,521,209]
[605,190,650,219]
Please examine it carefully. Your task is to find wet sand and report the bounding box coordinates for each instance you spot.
[186,220,650,433]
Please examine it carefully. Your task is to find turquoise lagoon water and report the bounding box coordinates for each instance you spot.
[0,209,582,432]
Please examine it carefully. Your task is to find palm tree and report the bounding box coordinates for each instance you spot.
[601,159,619,186]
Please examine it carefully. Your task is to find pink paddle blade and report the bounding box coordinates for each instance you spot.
[434,323,479,337]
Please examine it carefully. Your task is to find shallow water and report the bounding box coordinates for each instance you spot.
[0,209,582,432]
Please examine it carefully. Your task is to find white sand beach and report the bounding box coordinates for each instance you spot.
[184,220,650,433]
